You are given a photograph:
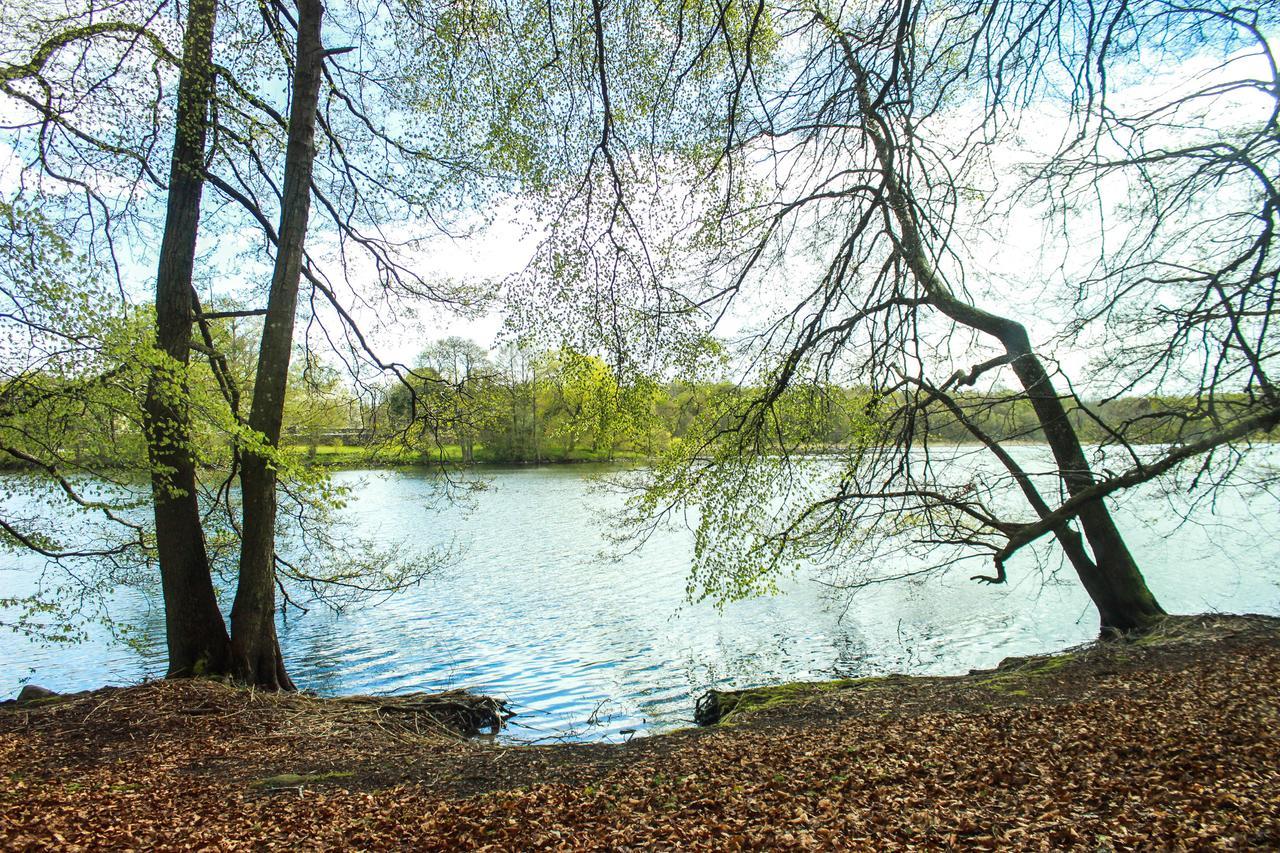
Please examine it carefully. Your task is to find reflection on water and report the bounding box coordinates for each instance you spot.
[1,453,1277,742]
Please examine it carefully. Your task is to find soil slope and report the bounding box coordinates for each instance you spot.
[1,614,1277,849]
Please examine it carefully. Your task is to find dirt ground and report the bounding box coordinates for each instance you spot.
[1,613,1277,849]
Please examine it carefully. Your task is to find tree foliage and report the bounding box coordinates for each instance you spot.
[517,0,1280,629]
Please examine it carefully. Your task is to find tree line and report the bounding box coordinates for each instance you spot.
[375,353,1274,465]
[14,325,1255,471]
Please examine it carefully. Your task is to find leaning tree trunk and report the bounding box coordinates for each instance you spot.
[849,62,1165,633]
[143,0,232,678]
[1004,341,1165,631]
[229,0,325,689]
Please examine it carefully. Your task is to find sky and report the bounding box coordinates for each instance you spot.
[2,12,1274,398]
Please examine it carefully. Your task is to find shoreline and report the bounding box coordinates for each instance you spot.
[8,437,1272,474]
[3,613,1277,847]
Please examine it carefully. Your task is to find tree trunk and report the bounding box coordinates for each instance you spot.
[531,375,541,464]
[849,62,1165,633]
[1007,346,1165,631]
[564,413,579,461]
[142,0,232,678]
[457,401,473,463]
[229,0,325,689]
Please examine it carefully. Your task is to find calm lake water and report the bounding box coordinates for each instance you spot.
[2,450,1278,742]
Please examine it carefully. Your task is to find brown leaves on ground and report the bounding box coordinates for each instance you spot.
[1,614,1278,850]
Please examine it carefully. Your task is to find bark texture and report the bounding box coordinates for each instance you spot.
[143,0,232,677]
[229,0,326,689]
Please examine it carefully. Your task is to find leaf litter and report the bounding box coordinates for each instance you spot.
[1,614,1277,849]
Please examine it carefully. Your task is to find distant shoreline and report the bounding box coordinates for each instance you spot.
[2,437,1275,474]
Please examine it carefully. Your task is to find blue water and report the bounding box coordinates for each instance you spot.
[1,452,1277,742]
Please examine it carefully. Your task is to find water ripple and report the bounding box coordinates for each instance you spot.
[2,458,1278,742]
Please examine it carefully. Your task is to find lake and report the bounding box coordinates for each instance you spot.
[1,450,1277,742]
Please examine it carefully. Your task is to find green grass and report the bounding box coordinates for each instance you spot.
[708,650,1087,722]
[283,442,651,467]
[976,652,1077,694]
[714,676,893,722]
[252,771,354,789]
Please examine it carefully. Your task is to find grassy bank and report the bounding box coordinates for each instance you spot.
[288,442,648,468]
[1,614,1277,848]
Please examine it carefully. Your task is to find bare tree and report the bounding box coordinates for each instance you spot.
[522,0,1279,631]
[419,337,493,463]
